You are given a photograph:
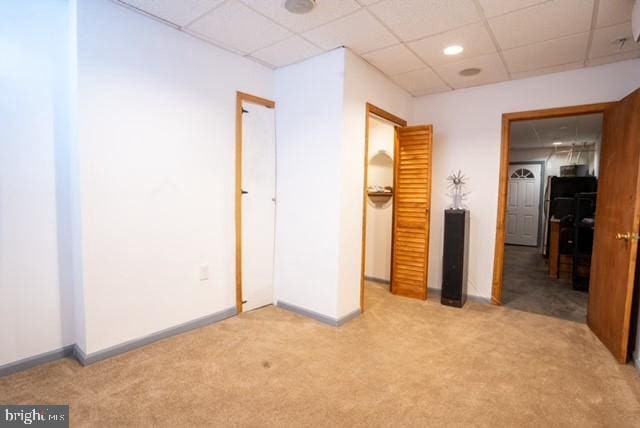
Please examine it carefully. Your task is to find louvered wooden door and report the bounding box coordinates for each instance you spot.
[391,125,433,300]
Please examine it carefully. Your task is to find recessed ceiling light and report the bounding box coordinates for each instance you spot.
[443,45,464,56]
[459,67,481,76]
[284,0,315,14]
[552,141,563,146]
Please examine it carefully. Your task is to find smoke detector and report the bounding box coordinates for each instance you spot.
[285,0,316,14]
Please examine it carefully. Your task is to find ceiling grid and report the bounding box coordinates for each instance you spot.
[113,0,640,96]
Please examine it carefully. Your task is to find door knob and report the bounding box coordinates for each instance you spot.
[241,189,248,195]
[616,232,639,241]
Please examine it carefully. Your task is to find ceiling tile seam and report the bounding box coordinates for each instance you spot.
[238,0,364,39]
[347,49,419,98]
[111,0,180,29]
[472,0,511,79]
[109,0,275,66]
[501,29,594,54]
[181,27,251,55]
[360,7,454,90]
[250,48,329,70]
[235,0,364,55]
[194,0,294,53]
[181,0,231,29]
[244,34,301,58]
[362,19,487,48]
[594,18,634,30]
[512,59,587,76]
[582,0,600,66]
[483,0,554,20]
[590,47,640,61]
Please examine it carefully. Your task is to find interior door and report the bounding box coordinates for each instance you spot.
[588,88,640,362]
[391,125,433,300]
[241,101,276,311]
[505,163,542,246]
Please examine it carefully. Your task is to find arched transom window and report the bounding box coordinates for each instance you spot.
[510,168,535,179]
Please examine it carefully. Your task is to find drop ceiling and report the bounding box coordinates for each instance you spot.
[510,113,603,149]
[114,0,640,96]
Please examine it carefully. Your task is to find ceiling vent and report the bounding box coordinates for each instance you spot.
[285,0,316,14]
[459,68,481,77]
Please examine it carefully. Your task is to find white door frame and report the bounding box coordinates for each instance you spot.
[506,161,545,247]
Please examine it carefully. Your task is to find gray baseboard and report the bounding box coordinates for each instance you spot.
[0,345,75,378]
[75,306,237,366]
[1,306,237,376]
[276,301,360,327]
[634,350,640,375]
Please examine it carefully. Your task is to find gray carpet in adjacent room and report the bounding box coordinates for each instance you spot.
[502,244,589,323]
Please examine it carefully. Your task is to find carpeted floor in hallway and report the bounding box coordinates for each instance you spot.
[1,282,639,427]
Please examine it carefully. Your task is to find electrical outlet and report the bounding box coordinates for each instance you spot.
[199,264,209,281]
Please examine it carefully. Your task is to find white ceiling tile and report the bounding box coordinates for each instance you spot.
[361,44,424,75]
[356,0,383,5]
[477,0,547,18]
[303,10,398,54]
[120,0,225,26]
[239,0,361,33]
[596,0,635,27]
[407,22,496,66]
[510,61,584,79]
[413,86,452,96]
[188,0,291,54]
[502,32,589,73]
[589,21,640,58]
[390,68,450,95]
[251,36,322,67]
[586,49,640,66]
[369,0,481,42]
[489,0,594,49]
[433,52,509,88]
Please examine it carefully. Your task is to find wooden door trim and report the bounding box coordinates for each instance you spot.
[360,103,407,312]
[491,102,615,305]
[236,91,276,314]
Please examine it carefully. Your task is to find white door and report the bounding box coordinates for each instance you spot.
[505,163,542,246]
[241,102,276,311]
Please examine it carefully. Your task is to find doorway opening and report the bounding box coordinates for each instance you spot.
[235,91,276,314]
[359,104,406,312]
[502,113,603,323]
[492,91,640,364]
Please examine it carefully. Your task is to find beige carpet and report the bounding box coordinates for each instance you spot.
[2,282,640,427]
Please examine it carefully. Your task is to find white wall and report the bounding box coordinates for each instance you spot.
[411,59,640,301]
[273,49,345,319]
[76,0,273,354]
[338,50,412,317]
[364,118,395,281]
[0,0,75,366]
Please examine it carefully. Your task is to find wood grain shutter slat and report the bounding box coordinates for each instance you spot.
[391,125,433,300]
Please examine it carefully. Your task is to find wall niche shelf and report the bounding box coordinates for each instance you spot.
[367,190,393,204]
